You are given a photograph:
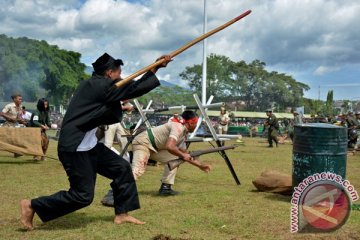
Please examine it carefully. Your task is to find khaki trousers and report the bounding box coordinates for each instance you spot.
[132,146,179,185]
[104,123,130,161]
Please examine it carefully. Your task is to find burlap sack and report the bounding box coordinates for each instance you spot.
[252,170,293,195]
[0,127,43,156]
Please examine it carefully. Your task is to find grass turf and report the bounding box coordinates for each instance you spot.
[0,137,359,240]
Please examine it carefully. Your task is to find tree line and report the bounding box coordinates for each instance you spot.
[179,54,310,112]
[0,34,88,104]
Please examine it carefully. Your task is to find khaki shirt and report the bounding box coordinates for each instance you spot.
[219,113,230,125]
[133,122,187,151]
[2,102,22,120]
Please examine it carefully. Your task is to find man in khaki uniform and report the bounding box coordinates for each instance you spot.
[101,111,211,206]
[132,110,211,194]
[218,107,230,134]
[2,93,26,126]
[2,93,26,158]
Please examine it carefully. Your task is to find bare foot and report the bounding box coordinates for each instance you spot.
[20,199,35,231]
[114,213,145,225]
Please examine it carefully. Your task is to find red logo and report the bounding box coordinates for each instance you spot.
[299,181,351,232]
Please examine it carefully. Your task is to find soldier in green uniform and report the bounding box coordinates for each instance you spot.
[265,109,279,148]
[346,111,358,129]
[356,112,360,126]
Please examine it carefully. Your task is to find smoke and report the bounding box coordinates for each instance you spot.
[0,56,48,103]
[1,71,46,102]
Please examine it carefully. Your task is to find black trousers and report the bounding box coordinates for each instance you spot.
[31,143,140,222]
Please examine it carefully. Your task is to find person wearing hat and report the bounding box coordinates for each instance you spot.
[218,107,230,134]
[265,109,279,147]
[20,53,172,230]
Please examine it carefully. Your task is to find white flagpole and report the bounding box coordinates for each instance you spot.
[201,0,208,105]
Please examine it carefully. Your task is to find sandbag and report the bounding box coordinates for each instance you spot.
[252,170,292,195]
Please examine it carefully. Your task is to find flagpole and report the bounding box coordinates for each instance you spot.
[201,0,208,105]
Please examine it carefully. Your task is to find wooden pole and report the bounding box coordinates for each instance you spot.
[115,9,251,88]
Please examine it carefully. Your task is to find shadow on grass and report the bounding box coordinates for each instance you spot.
[264,193,292,203]
[249,189,292,202]
[138,190,160,196]
[16,212,112,232]
[174,176,237,187]
[0,160,41,164]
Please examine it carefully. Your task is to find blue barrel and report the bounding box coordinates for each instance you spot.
[292,123,347,187]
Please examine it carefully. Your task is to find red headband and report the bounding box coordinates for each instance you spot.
[184,116,199,124]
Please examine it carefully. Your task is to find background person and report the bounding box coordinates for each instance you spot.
[31,98,51,161]
[218,107,230,134]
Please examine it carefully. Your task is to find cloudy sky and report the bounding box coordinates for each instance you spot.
[1,0,359,100]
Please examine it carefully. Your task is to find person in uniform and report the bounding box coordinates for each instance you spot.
[346,111,359,149]
[132,110,211,192]
[20,53,172,230]
[100,109,190,206]
[265,109,279,148]
[101,110,211,206]
[102,100,133,161]
[2,93,26,157]
[289,110,303,141]
[293,111,303,125]
[2,93,26,126]
[218,107,230,134]
[346,111,358,129]
[356,111,360,126]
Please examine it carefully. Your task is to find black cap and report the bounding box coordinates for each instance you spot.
[92,53,123,74]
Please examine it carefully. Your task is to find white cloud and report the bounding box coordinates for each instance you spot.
[49,38,94,52]
[313,65,341,76]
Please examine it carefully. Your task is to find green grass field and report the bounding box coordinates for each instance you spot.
[0,138,359,240]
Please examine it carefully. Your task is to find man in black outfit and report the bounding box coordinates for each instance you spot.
[20,53,172,230]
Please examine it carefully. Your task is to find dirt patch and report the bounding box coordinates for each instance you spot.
[152,234,191,240]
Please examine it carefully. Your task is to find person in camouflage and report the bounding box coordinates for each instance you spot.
[265,109,279,148]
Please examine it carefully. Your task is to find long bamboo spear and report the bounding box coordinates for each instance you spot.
[115,9,251,88]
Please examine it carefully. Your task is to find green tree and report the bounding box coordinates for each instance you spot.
[324,90,334,115]
[179,54,233,99]
[137,85,195,108]
[179,54,310,111]
[0,35,88,104]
